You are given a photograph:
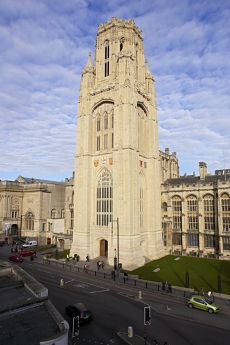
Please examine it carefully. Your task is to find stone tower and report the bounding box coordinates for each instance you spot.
[70,17,164,269]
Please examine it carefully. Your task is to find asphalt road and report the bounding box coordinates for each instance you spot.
[1,246,230,345]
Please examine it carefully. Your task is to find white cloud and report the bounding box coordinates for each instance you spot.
[1,0,230,180]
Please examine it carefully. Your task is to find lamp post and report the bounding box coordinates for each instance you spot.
[112,217,119,277]
[185,262,189,288]
[217,265,222,293]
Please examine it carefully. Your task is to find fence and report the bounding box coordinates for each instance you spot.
[42,257,230,306]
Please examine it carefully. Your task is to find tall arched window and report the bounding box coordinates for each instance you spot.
[203,194,215,231]
[221,193,230,232]
[94,104,114,153]
[203,194,215,248]
[51,209,56,219]
[104,40,110,77]
[172,196,182,245]
[187,195,198,247]
[96,169,113,226]
[26,212,34,231]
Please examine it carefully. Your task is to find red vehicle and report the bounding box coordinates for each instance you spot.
[18,249,35,257]
[9,254,24,263]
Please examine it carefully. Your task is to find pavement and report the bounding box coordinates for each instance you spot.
[118,331,154,345]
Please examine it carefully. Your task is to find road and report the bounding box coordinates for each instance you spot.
[1,246,230,345]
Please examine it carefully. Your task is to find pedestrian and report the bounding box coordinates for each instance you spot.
[200,287,204,296]
[101,261,104,269]
[86,255,89,262]
[208,291,214,301]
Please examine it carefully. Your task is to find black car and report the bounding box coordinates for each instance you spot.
[65,303,92,323]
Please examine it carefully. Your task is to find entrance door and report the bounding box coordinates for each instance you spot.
[100,239,108,257]
[11,224,18,237]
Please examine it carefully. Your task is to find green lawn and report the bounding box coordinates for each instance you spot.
[127,255,230,295]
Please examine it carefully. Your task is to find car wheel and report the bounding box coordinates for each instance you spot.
[188,303,193,309]
[208,308,213,314]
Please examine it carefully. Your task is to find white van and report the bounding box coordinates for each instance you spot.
[22,240,38,248]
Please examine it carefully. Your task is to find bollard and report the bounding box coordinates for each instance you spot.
[128,326,133,338]
[138,290,142,299]
[60,278,64,287]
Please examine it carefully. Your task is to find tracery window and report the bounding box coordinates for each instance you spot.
[223,236,230,250]
[96,169,113,226]
[172,196,182,230]
[204,235,215,248]
[51,209,56,219]
[221,193,230,232]
[104,40,110,77]
[203,195,215,231]
[94,106,114,153]
[172,233,182,245]
[26,212,34,231]
[187,195,198,230]
[188,233,198,247]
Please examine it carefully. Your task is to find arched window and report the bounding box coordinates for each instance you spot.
[120,37,125,51]
[96,169,113,226]
[104,40,110,77]
[51,209,56,219]
[221,193,230,232]
[162,202,167,212]
[187,195,198,247]
[172,196,182,245]
[26,212,34,231]
[203,194,215,231]
[93,104,114,153]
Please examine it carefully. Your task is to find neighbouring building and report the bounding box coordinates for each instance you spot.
[0,176,70,247]
[161,162,230,259]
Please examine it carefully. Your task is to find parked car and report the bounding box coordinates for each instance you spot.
[65,303,92,323]
[187,295,220,313]
[18,249,36,257]
[9,254,24,263]
[22,240,37,248]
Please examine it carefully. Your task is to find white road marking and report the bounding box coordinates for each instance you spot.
[90,289,109,294]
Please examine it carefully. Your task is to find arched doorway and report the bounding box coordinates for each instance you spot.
[11,224,18,237]
[100,239,108,257]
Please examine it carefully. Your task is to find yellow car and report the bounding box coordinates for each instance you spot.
[187,295,220,313]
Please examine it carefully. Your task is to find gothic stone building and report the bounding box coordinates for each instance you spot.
[1,18,230,269]
[70,17,164,269]
[161,162,230,260]
[70,17,230,268]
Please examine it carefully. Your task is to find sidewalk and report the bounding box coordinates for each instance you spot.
[118,331,152,345]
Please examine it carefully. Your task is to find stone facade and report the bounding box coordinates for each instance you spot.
[70,17,164,269]
[0,176,68,246]
[161,163,230,260]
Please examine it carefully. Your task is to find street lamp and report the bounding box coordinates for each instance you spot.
[185,262,189,288]
[112,217,119,275]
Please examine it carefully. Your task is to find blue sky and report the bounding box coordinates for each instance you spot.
[1,0,230,181]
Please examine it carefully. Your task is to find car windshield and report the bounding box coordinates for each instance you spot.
[204,297,213,304]
[81,311,90,317]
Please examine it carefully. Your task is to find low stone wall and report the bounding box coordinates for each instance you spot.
[12,264,48,298]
